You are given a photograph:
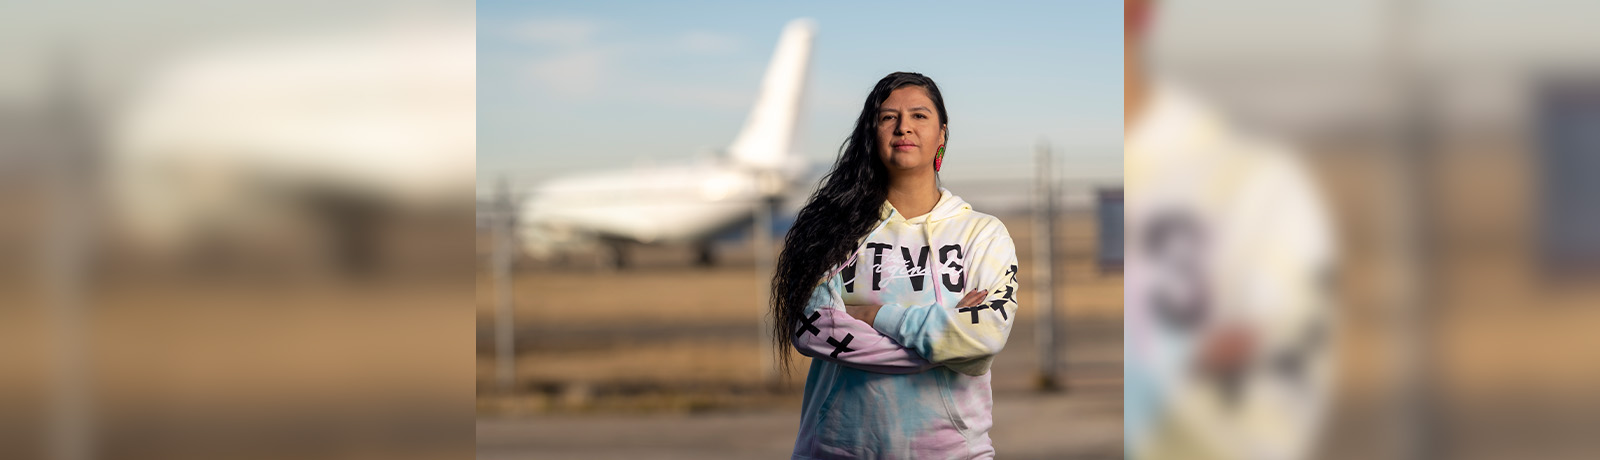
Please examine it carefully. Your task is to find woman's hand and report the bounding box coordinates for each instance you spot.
[846,289,988,325]
[955,288,988,308]
[845,304,883,324]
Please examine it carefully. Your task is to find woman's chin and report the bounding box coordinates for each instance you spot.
[883,155,927,171]
[888,163,928,173]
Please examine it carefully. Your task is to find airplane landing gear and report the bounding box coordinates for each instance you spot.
[602,239,629,270]
[695,241,716,267]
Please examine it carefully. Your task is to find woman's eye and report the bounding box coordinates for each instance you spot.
[914,113,928,119]
[881,115,895,121]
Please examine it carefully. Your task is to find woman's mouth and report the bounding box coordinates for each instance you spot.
[893,141,917,151]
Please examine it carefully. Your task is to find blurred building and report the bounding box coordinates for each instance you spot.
[1149,2,1600,458]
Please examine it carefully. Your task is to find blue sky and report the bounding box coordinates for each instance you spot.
[478,1,1122,189]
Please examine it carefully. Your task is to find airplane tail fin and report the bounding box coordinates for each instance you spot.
[726,18,815,171]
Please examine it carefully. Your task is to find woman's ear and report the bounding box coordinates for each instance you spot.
[941,125,948,145]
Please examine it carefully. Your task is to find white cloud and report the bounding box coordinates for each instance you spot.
[526,48,612,95]
[674,30,740,55]
[504,19,614,96]
[639,83,751,111]
[506,18,600,46]
[505,20,748,105]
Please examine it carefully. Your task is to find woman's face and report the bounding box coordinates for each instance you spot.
[875,86,946,173]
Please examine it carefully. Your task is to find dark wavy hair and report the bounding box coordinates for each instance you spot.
[770,71,948,375]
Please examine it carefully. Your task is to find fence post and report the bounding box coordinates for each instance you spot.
[1033,141,1061,391]
[492,178,517,396]
[755,196,778,385]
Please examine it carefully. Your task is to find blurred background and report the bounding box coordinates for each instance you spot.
[0,0,474,459]
[475,1,1123,459]
[13,0,1597,458]
[1137,0,1600,459]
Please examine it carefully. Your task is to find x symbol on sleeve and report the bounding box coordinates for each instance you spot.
[796,311,822,337]
[988,285,1015,320]
[826,334,856,358]
[958,305,988,324]
[987,299,1009,320]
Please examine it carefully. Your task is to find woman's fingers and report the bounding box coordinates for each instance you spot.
[965,290,985,307]
[957,288,988,308]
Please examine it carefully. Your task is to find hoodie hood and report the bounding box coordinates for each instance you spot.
[878,187,972,224]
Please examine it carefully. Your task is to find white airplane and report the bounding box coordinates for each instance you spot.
[109,23,476,272]
[517,18,816,268]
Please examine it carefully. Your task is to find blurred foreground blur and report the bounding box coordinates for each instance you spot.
[0,2,474,459]
[1132,1,1600,459]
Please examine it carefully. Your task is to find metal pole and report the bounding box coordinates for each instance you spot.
[1384,0,1435,458]
[492,178,517,395]
[755,197,777,384]
[1033,141,1061,391]
[44,47,94,460]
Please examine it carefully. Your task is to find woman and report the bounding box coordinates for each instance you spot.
[773,72,1020,459]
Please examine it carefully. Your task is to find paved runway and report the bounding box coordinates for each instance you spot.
[477,390,1122,459]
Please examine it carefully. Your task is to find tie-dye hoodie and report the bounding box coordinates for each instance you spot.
[790,188,1020,460]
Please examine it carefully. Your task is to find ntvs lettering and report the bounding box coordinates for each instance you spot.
[841,242,964,293]
[898,245,931,290]
[865,243,894,290]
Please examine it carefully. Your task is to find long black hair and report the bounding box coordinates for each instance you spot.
[770,71,948,374]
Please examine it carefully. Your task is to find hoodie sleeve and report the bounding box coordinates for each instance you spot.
[871,233,1019,376]
[791,272,939,374]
